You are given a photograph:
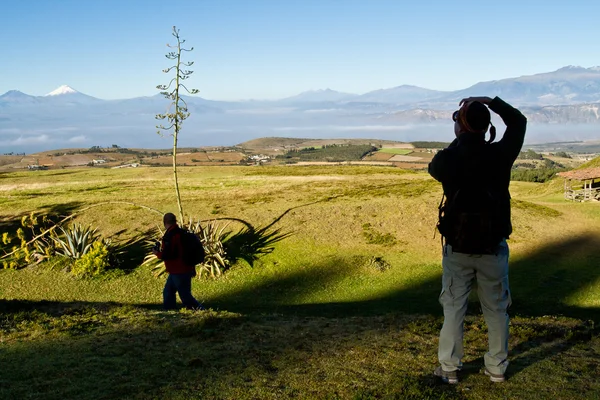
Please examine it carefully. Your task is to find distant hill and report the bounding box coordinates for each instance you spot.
[384,102,600,124]
[356,85,446,104]
[238,137,314,150]
[440,66,600,106]
[237,137,413,152]
[578,155,600,169]
[0,146,246,171]
[0,90,41,105]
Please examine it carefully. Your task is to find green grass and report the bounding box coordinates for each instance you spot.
[378,148,413,155]
[1,302,597,400]
[579,155,600,169]
[2,165,600,399]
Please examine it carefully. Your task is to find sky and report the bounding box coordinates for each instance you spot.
[1,0,599,101]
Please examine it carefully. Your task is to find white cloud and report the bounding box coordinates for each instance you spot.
[226,108,296,115]
[0,134,51,145]
[0,127,78,136]
[68,135,86,143]
[303,109,340,113]
[273,125,417,132]
[334,125,416,132]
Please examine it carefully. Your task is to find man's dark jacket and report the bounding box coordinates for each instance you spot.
[428,97,527,242]
[156,224,196,275]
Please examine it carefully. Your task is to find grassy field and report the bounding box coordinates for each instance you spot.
[378,148,413,155]
[1,165,599,399]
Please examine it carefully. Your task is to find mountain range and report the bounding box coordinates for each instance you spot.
[2,66,600,153]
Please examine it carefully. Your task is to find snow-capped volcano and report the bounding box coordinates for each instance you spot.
[42,85,100,103]
[45,85,79,96]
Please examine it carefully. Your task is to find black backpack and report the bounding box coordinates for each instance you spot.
[180,229,206,266]
[437,186,502,254]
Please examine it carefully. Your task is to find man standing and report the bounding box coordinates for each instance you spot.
[429,96,527,383]
[153,213,204,311]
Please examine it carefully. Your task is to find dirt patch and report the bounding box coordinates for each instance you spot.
[389,155,423,162]
[292,161,394,166]
[146,152,245,165]
[0,156,23,167]
[363,152,394,162]
[407,152,435,161]
[391,162,429,170]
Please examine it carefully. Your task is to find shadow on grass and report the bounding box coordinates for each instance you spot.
[0,201,84,233]
[223,224,293,268]
[1,234,599,398]
[0,299,466,400]
[3,232,599,321]
[462,315,596,381]
[509,233,600,320]
[115,228,157,274]
[0,203,153,276]
[0,299,133,316]
[209,232,600,321]
[207,233,600,390]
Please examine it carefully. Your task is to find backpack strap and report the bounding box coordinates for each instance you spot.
[434,193,447,251]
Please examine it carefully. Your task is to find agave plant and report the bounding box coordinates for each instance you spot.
[145,220,231,279]
[51,224,99,259]
[144,217,292,280]
[138,224,165,275]
[195,220,231,278]
[143,234,166,277]
[29,234,56,264]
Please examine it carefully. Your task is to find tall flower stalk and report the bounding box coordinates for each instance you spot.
[156,26,199,223]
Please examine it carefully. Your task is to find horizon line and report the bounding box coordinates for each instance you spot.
[3,64,600,102]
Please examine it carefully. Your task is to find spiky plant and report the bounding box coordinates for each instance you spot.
[1,212,58,269]
[145,220,231,279]
[30,235,55,264]
[144,218,292,280]
[143,231,166,277]
[44,224,123,276]
[51,224,99,259]
[139,224,166,276]
[195,220,230,278]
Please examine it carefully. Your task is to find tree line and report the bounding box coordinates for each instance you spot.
[278,144,377,162]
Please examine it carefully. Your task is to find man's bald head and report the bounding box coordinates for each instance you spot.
[163,213,177,227]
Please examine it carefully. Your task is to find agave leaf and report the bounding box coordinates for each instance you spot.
[73,226,81,244]
[55,238,71,257]
[65,231,77,257]
[216,222,231,237]
[151,261,167,277]
[213,252,227,266]
[82,242,94,255]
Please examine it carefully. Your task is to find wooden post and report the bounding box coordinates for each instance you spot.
[586,180,591,201]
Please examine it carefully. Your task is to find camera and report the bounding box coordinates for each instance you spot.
[153,241,161,252]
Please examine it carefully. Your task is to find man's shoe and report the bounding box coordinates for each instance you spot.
[484,369,506,383]
[434,366,459,384]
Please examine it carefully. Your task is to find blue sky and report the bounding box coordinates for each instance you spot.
[1,0,599,100]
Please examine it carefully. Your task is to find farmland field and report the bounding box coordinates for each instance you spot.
[378,148,414,155]
[1,164,599,399]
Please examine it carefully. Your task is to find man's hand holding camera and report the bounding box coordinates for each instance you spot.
[460,96,492,106]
